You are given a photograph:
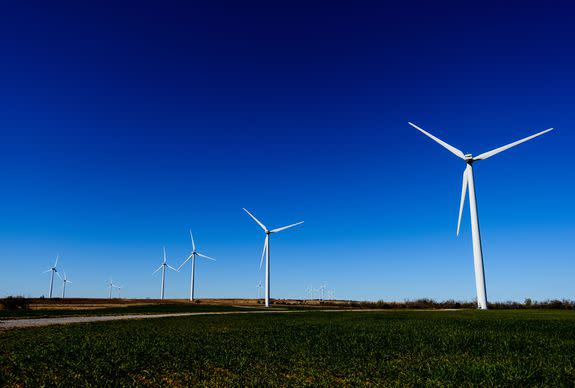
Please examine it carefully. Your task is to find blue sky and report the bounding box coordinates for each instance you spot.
[0,1,573,301]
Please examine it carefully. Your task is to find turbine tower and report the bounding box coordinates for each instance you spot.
[243,208,304,307]
[153,246,177,300]
[61,272,71,298]
[410,122,553,309]
[177,230,215,301]
[44,255,60,298]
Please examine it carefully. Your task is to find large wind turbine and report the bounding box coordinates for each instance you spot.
[243,208,304,307]
[60,272,71,298]
[409,122,553,309]
[177,230,215,301]
[44,255,60,298]
[153,246,177,300]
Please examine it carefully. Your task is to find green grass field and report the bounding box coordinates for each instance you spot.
[1,310,574,386]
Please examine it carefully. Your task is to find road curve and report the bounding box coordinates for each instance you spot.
[0,308,450,331]
[0,310,295,331]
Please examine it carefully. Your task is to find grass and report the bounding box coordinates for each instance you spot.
[1,310,574,386]
[0,302,254,319]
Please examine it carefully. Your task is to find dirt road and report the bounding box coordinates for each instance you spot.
[0,310,294,331]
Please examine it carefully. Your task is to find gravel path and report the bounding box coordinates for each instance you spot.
[0,310,294,331]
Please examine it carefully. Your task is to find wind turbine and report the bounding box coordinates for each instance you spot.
[44,255,60,298]
[153,246,177,300]
[177,230,215,301]
[60,272,71,298]
[318,283,328,301]
[409,122,553,309]
[243,208,304,307]
[328,289,335,300]
[108,279,120,299]
[306,284,314,301]
[257,280,263,300]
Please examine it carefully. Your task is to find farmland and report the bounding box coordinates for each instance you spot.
[1,310,574,386]
[0,298,262,319]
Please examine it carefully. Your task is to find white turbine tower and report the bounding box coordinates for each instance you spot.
[177,230,215,302]
[243,208,304,308]
[153,246,177,300]
[61,272,71,298]
[44,255,60,298]
[410,122,553,309]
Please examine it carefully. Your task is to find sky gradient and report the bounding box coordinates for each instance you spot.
[0,1,573,301]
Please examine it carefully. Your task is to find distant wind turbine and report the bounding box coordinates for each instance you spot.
[44,255,60,298]
[177,230,215,301]
[257,280,263,300]
[327,289,335,300]
[153,246,177,300]
[410,122,554,309]
[60,272,71,298]
[243,208,304,307]
[306,284,314,300]
[318,283,328,301]
[108,279,120,299]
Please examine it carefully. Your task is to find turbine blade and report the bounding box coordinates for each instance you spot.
[270,221,304,233]
[44,269,52,273]
[473,128,554,161]
[167,265,178,271]
[153,265,163,274]
[189,229,196,252]
[243,208,267,232]
[55,271,62,280]
[457,169,469,236]
[177,255,192,271]
[163,246,167,263]
[54,255,59,267]
[409,122,465,160]
[259,237,268,270]
[197,252,216,261]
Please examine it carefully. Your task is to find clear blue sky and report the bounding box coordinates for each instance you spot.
[0,1,572,301]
